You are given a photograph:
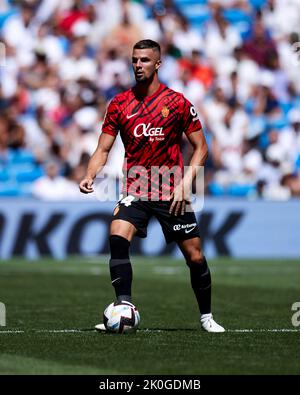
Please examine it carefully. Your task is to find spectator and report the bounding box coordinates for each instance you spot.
[1,0,300,200]
[204,8,242,74]
[172,15,204,57]
[32,161,74,200]
[0,116,9,161]
[242,21,278,69]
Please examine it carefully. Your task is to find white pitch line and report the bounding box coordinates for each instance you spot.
[141,329,300,333]
[0,328,300,334]
[36,329,84,333]
[226,329,300,333]
[0,329,83,334]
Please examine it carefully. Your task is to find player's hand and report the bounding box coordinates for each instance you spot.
[169,183,191,216]
[79,177,94,194]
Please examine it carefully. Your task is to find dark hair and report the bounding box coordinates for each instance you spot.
[133,39,161,54]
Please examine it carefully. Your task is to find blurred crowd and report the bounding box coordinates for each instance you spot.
[0,0,300,200]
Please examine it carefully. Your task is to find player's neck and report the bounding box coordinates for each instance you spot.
[134,79,161,100]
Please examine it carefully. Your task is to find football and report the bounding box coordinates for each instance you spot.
[103,301,140,334]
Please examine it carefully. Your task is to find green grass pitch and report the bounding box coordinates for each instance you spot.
[0,257,300,375]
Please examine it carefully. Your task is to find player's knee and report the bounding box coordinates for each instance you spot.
[186,248,205,266]
[109,235,130,260]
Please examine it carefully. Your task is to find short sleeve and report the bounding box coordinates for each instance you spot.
[180,95,202,135]
[101,98,120,136]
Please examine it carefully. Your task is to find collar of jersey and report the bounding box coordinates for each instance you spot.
[132,83,165,102]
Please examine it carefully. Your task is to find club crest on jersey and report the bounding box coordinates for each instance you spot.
[161,106,169,118]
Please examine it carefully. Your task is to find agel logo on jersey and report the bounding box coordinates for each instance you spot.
[133,123,165,140]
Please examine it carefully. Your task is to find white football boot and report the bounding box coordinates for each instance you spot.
[200,313,225,333]
[95,323,106,332]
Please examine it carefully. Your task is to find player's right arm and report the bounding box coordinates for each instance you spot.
[79,133,116,193]
[80,97,120,194]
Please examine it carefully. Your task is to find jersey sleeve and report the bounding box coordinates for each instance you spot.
[180,95,202,135]
[101,98,120,136]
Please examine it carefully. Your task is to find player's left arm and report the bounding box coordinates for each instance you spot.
[185,128,208,172]
[169,129,208,216]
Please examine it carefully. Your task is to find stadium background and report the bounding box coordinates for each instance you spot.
[0,0,300,376]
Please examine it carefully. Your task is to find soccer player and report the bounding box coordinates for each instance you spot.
[79,40,225,332]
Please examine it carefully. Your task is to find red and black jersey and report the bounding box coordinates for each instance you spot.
[101,83,202,200]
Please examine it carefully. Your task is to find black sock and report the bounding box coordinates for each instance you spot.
[187,256,211,315]
[109,235,132,303]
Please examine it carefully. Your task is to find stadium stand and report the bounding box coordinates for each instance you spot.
[0,0,300,199]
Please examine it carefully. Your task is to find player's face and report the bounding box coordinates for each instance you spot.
[132,48,161,83]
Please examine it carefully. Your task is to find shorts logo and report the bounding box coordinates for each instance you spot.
[133,123,164,138]
[161,106,169,118]
[173,223,197,233]
[185,226,196,234]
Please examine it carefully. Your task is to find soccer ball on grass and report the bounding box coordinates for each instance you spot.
[103,301,140,334]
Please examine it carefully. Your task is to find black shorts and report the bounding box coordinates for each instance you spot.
[112,196,200,244]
